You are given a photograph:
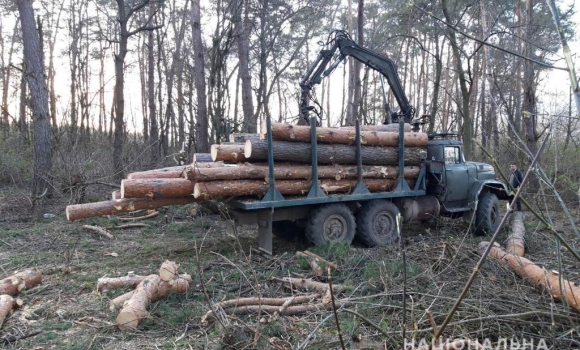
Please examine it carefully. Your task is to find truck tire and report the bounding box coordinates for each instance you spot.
[305,204,356,246]
[272,220,303,240]
[475,192,500,236]
[356,200,400,247]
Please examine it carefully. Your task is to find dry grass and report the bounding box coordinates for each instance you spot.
[0,188,580,349]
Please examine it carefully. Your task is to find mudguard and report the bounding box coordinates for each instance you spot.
[468,180,512,210]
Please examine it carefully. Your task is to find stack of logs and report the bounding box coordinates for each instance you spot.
[66,122,428,221]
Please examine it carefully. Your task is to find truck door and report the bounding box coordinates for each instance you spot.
[443,146,469,205]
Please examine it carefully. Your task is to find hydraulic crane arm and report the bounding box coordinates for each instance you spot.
[300,30,415,126]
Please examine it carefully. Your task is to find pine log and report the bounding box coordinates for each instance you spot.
[210,144,247,163]
[262,122,428,147]
[158,260,180,282]
[116,274,162,330]
[121,178,194,199]
[479,242,580,312]
[0,269,42,296]
[244,140,426,165]
[66,197,197,221]
[193,153,213,163]
[194,178,414,199]
[506,211,525,256]
[97,273,146,293]
[127,168,184,180]
[345,123,412,132]
[190,163,420,182]
[183,162,227,180]
[229,133,261,143]
[0,295,22,328]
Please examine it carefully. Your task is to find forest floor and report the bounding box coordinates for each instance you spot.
[1,185,580,349]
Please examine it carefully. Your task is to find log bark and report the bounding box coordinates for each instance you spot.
[0,269,42,296]
[66,197,197,221]
[506,211,525,256]
[127,169,183,180]
[121,178,194,199]
[480,242,580,312]
[262,122,428,147]
[183,162,227,180]
[346,123,412,132]
[0,295,22,328]
[229,133,261,143]
[194,178,414,199]
[245,140,426,165]
[189,163,420,182]
[97,273,146,293]
[158,260,179,282]
[210,144,247,163]
[193,153,212,163]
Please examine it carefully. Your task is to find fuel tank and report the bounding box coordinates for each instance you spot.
[397,195,441,222]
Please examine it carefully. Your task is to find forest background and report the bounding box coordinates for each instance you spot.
[0,0,578,206]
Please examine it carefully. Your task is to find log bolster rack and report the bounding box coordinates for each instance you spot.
[227,117,427,254]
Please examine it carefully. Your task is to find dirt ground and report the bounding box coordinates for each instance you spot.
[1,186,580,349]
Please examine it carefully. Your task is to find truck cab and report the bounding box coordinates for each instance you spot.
[425,133,511,234]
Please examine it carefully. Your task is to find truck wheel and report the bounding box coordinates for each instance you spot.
[356,200,400,247]
[305,204,356,246]
[475,192,500,236]
[272,220,303,240]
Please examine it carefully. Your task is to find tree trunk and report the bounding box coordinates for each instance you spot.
[234,0,255,133]
[127,166,186,179]
[194,178,414,199]
[192,153,213,163]
[191,0,209,152]
[66,197,197,221]
[244,140,426,165]
[116,274,162,330]
[16,0,53,199]
[210,144,247,162]
[262,122,427,147]
[506,211,526,256]
[148,4,158,164]
[480,242,580,312]
[189,163,420,182]
[0,295,22,328]
[121,178,194,199]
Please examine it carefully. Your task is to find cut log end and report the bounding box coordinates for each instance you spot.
[158,261,180,282]
[210,144,219,162]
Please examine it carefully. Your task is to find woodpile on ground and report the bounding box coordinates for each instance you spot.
[97,260,193,330]
[65,122,427,221]
[0,269,42,327]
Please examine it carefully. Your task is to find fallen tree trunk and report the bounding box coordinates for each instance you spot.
[479,242,580,312]
[0,269,43,296]
[194,178,414,199]
[66,197,197,221]
[193,153,212,163]
[210,144,247,163]
[0,295,23,328]
[506,211,525,256]
[245,140,426,165]
[229,133,261,143]
[189,163,420,182]
[262,122,428,147]
[121,178,194,199]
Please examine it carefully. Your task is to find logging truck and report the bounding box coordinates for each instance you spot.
[224,30,512,253]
